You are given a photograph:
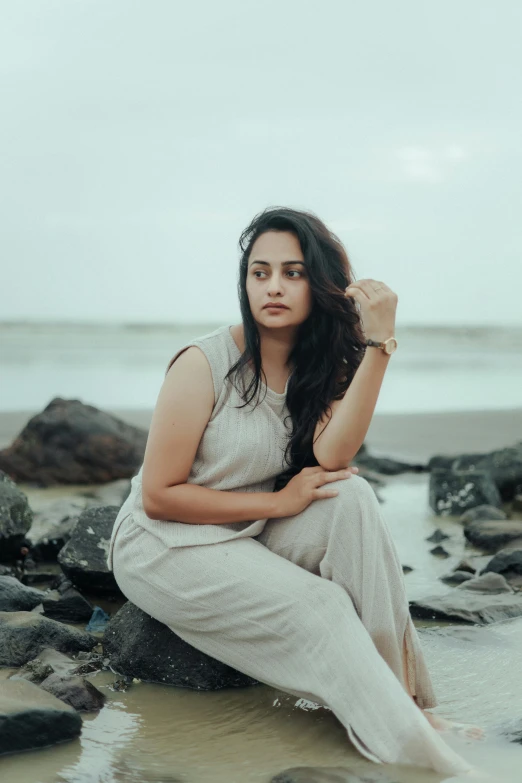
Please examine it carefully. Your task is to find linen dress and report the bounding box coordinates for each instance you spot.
[107,324,472,776]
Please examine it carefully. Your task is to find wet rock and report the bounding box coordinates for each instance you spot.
[0,575,46,611]
[460,505,508,525]
[409,591,522,624]
[103,601,260,689]
[430,545,450,558]
[0,611,97,666]
[0,678,82,755]
[13,648,78,683]
[57,505,120,595]
[43,586,94,623]
[27,498,86,560]
[271,767,391,782]
[426,528,450,543]
[453,558,477,574]
[440,570,475,586]
[456,572,513,593]
[21,570,59,586]
[0,471,33,561]
[513,494,522,513]
[429,468,502,516]
[0,397,147,486]
[402,565,413,574]
[481,548,522,584]
[39,672,105,712]
[452,443,522,502]
[463,520,522,552]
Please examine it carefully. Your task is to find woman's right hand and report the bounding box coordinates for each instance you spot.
[273,465,358,518]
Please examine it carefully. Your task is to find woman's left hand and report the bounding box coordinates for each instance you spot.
[344,279,398,342]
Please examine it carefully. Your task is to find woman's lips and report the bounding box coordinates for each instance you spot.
[263,304,289,309]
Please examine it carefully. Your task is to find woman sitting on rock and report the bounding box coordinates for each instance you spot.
[107,206,478,777]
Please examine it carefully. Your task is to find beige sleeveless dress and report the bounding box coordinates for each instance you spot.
[107,323,473,776]
[107,323,292,567]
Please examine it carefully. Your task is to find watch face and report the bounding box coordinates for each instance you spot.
[385,338,398,354]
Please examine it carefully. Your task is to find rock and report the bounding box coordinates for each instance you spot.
[463,520,522,552]
[453,558,477,574]
[453,443,522,502]
[0,611,97,666]
[426,528,450,543]
[57,505,120,595]
[440,570,475,586]
[409,591,522,624]
[513,494,522,513]
[460,505,508,525]
[429,468,502,516]
[13,648,78,682]
[0,678,82,755]
[429,545,450,558]
[352,454,425,476]
[39,672,105,712]
[0,471,33,561]
[0,575,46,611]
[0,397,147,486]
[27,498,86,560]
[456,572,513,593]
[402,565,413,574]
[103,601,260,689]
[481,548,522,583]
[43,587,94,623]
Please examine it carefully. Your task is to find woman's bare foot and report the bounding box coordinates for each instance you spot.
[421,709,485,740]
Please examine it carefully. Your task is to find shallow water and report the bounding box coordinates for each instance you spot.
[1,476,522,782]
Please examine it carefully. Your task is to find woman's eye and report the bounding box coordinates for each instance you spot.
[253,270,302,278]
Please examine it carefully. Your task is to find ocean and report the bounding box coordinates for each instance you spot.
[1,321,521,415]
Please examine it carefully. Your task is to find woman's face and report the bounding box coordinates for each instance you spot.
[245,230,313,329]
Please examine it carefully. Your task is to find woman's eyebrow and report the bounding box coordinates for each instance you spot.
[249,260,305,267]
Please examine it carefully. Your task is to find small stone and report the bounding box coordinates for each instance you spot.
[426,529,450,543]
[440,570,475,586]
[430,545,450,558]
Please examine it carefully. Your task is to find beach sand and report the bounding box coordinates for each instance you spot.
[1,406,520,461]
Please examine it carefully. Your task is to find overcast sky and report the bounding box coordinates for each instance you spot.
[1,1,521,326]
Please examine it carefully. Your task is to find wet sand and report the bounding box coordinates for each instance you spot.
[1,406,521,459]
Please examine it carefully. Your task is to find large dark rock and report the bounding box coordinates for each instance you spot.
[0,575,46,611]
[43,586,94,623]
[460,505,508,525]
[103,601,260,690]
[0,679,82,756]
[453,443,522,502]
[429,468,502,516]
[409,591,522,624]
[429,442,522,502]
[57,506,120,595]
[456,572,513,593]
[481,548,522,583]
[0,398,147,486]
[0,471,33,561]
[463,520,522,552]
[0,611,97,666]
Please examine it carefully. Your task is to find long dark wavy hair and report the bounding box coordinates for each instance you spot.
[224,206,367,491]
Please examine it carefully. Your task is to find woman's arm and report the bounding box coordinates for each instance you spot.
[313,277,398,471]
[141,345,279,524]
[312,347,391,471]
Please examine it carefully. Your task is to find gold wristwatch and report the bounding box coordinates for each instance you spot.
[366,337,398,355]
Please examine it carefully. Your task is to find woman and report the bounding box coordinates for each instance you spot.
[107,206,476,776]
